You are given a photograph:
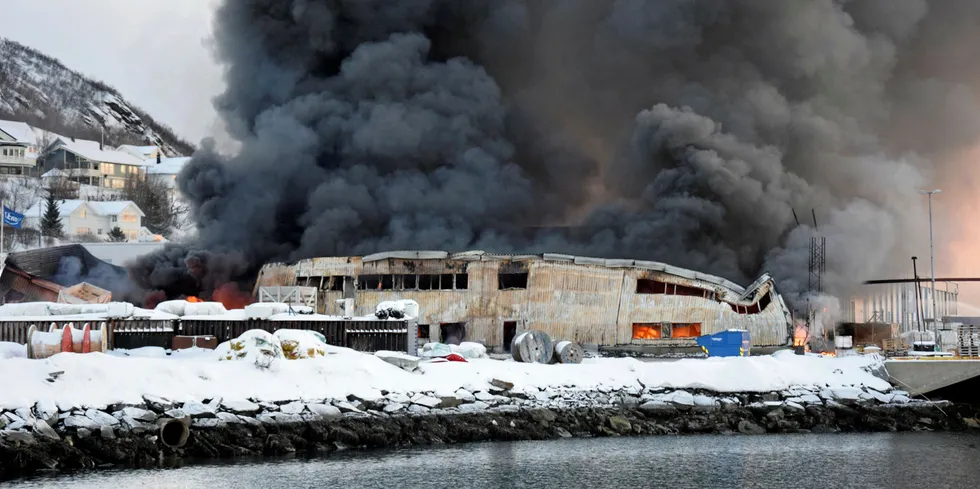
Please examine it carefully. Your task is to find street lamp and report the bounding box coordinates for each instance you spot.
[918,189,941,329]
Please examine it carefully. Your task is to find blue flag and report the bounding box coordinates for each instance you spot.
[3,206,24,229]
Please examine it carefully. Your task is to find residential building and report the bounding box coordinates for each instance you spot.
[146,156,189,188]
[256,251,793,350]
[25,199,145,242]
[41,137,146,189]
[0,119,39,175]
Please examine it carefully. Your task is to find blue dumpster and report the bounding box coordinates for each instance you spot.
[696,329,750,357]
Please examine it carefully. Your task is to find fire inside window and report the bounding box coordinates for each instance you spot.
[632,323,702,340]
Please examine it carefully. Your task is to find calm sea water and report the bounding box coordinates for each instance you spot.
[7,433,980,489]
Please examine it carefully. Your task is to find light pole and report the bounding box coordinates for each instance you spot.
[919,189,941,330]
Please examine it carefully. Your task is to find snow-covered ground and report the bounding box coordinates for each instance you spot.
[0,346,890,411]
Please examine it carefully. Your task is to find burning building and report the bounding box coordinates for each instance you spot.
[256,251,793,351]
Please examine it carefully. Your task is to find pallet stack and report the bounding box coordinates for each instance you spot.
[957,324,980,358]
[882,337,909,357]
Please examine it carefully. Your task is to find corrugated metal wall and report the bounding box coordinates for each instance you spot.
[259,255,791,348]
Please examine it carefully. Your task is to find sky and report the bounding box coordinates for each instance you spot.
[3,0,223,144]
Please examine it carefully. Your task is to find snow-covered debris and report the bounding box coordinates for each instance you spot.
[0,342,26,359]
[220,330,283,367]
[244,302,313,319]
[0,302,134,319]
[374,299,420,320]
[375,350,420,371]
[0,346,895,412]
[274,329,328,359]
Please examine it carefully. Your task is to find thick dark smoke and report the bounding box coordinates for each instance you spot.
[130,0,980,313]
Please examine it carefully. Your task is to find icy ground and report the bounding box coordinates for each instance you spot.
[0,346,891,411]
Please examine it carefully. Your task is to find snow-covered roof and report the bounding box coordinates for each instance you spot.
[146,156,190,175]
[41,168,69,179]
[118,145,161,159]
[0,119,37,145]
[49,137,145,166]
[25,199,145,220]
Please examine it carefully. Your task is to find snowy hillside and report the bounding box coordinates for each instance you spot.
[0,38,193,157]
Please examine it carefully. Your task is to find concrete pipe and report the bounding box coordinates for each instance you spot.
[157,418,190,448]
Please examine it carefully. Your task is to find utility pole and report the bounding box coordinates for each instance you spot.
[912,256,923,332]
[919,189,941,332]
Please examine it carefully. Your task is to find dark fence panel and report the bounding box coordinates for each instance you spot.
[1,318,416,353]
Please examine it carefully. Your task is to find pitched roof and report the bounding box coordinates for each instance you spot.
[50,137,146,166]
[25,199,145,219]
[118,145,162,159]
[0,119,37,145]
[146,156,190,175]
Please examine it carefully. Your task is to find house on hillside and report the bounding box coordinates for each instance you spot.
[40,137,145,189]
[0,119,39,175]
[24,199,145,241]
[146,156,189,188]
[118,145,166,161]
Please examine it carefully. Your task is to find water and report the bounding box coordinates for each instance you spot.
[7,433,980,489]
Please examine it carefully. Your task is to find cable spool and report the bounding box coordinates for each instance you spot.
[27,322,108,359]
[511,330,554,364]
[553,341,585,364]
[27,325,66,359]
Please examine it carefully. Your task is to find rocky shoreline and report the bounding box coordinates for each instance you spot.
[2,383,978,480]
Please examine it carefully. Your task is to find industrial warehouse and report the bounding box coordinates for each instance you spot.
[255,251,794,350]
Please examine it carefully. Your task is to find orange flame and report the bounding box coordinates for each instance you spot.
[793,325,808,348]
[186,296,203,303]
[212,282,254,310]
[632,324,662,340]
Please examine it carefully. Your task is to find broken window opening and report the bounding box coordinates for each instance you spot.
[757,292,772,312]
[440,323,466,345]
[671,323,702,338]
[418,274,436,290]
[632,323,663,340]
[455,273,468,290]
[498,272,529,290]
[327,276,344,291]
[636,279,669,294]
[404,274,417,290]
[381,274,394,290]
[440,274,454,290]
[357,275,381,290]
[418,324,430,340]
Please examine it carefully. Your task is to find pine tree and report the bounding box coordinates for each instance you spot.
[40,192,63,238]
[106,226,127,242]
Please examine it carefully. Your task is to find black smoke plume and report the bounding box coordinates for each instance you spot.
[130,0,980,312]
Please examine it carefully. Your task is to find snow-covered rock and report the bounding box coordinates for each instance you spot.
[376,351,421,371]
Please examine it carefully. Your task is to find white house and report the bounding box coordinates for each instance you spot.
[145,156,189,187]
[0,119,39,175]
[25,199,145,242]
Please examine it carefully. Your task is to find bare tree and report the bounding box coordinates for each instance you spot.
[123,173,184,238]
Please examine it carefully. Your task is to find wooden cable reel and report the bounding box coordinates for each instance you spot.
[27,322,108,359]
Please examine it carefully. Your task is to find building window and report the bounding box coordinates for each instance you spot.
[121,213,137,223]
[79,210,86,219]
[355,273,468,291]
[76,227,90,235]
[97,229,103,235]
[498,272,529,290]
[632,323,663,340]
[636,279,714,299]
[632,323,702,340]
[125,230,137,240]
